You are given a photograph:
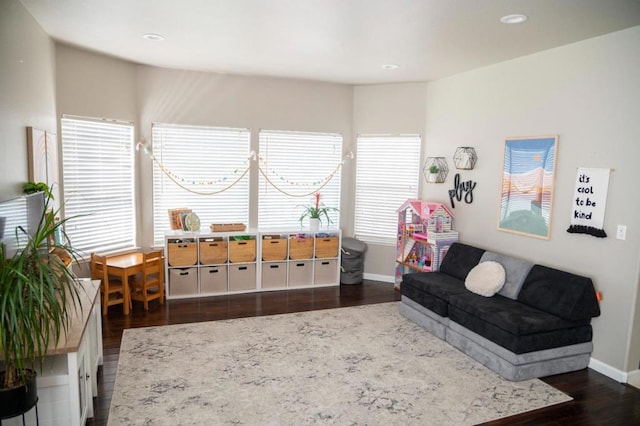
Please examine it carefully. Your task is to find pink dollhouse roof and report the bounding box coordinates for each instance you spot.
[396,199,454,219]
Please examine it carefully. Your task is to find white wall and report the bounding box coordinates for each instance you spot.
[0,0,57,200]
[422,26,640,372]
[55,45,138,123]
[54,56,354,248]
[54,43,139,244]
[135,67,353,248]
[351,83,428,278]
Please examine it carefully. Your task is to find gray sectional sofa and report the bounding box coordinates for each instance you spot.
[400,242,601,381]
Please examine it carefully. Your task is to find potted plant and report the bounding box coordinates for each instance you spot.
[427,164,440,183]
[298,192,339,232]
[0,193,81,419]
[22,181,54,200]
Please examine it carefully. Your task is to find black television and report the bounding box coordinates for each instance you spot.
[0,191,46,258]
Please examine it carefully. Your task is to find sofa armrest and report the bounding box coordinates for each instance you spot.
[438,243,485,281]
[518,265,601,321]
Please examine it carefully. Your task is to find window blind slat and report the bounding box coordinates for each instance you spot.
[354,135,421,245]
[258,130,342,229]
[152,124,250,245]
[61,117,136,254]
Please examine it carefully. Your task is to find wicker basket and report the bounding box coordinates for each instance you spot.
[289,236,313,260]
[229,239,256,263]
[262,237,287,261]
[210,223,246,232]
[199,238,228,264]
[314,236,339,258]
[167,239,198,266]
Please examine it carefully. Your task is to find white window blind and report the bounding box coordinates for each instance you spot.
[61,117,136,254]
[258,130,342,229]
[354,135,421,245]
[152,124,250,245]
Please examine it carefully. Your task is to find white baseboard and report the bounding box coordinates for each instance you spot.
[589,357,628,383]
[363,273,394,283]
[627,369,640,389]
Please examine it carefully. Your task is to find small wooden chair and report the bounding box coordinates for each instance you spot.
[91,253,125,316]
[130,250,165,310]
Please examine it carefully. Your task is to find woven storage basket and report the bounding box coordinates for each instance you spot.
[262,237,287,261]
[210,223,246,232]
[199,238,228,264]
[229,239,256,263]
[167,239,197,266]
[314,236,339,258]
[289,236,313,259]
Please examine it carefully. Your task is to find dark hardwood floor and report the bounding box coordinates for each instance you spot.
[87,281,640,426]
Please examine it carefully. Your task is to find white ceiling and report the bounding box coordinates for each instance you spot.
[20,0,640,85]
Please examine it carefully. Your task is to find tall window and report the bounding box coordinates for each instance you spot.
[354,135,421,244]
[258,130,342,229]
[61,116,136,253]
[152,124,250,245]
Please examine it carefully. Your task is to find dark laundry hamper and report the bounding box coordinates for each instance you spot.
[340,237,367,284]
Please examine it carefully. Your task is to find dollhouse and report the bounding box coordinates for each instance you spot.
[395,199,458,287]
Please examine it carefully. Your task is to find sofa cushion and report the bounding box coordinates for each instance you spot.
[449,305,593,354]
[438,243,485,281]
[518,265,601,321]
[465,261,505,297]
[480,251,533,300]
[448,292,590,336]
[401,280,448,317]
[401,272,468,317]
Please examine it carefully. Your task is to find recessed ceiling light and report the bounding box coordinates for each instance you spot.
[500,14,528,24]
[143,33,165,41]
[382,64,399,70]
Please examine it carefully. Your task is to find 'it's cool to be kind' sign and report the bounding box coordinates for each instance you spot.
[567,167,611,238]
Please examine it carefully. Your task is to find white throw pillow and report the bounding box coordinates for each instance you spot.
[465,261,506,297]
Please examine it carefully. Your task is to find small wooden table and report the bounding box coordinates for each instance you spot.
[105,252,144,315]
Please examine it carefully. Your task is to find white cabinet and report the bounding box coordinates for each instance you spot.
[164,229,341,299]
[2,279,103,426]
[165,231,258,299]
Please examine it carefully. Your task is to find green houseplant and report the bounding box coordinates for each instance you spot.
[427,165,440,183]
[0,193,81,418]
[297,192,339,229]
[22,181,54,200]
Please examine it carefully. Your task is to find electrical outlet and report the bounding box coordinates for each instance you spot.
[616,225,627,240]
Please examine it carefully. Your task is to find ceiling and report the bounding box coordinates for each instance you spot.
[20,0,640,85]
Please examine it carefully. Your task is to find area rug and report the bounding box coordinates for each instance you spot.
[108,302,571,425]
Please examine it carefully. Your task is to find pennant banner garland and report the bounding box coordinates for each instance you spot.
[567,167,610,238]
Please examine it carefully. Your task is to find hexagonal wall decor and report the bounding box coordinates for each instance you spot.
[453,147,477,170]
[423,157,449,183]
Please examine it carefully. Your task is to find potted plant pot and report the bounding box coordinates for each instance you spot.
[0,190,81,416]
[427,165,440,183]
[298,192,338,231]
[0,369,37,419]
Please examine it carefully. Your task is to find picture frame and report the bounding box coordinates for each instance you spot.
[27,127,61,208]
[497,135,558,239]
[168,208,192,230]
[27,127,47,183]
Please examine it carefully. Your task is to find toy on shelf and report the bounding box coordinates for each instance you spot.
[394,199,459,288]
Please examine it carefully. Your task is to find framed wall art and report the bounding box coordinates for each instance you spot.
[27,127,61,208]
[498,135,558,239]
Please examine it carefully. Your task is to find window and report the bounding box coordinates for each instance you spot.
[258,130,342,229]
[61,116,136,253]
[152,124,250,245]
[354,135,421,244]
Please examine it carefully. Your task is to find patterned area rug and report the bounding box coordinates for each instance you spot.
[108,302,571,425]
